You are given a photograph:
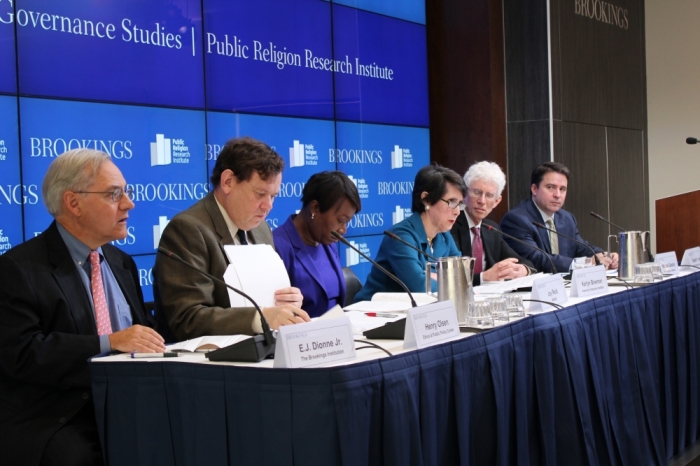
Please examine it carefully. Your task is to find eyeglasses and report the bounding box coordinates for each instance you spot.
[74,187,134,202]
[467,188,497,201]
[440,198,466,210]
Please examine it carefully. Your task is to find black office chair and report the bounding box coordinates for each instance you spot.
[342,267,362,306]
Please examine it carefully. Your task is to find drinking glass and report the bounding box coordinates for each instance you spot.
[504,294,526,318]
[634,263,653,283]
[572,257,595,270]
[486,297,509,325]
[649,263,664,281]
[467,301,493,328]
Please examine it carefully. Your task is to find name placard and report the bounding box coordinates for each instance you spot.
[570,265,608,298]
[681,247,700,268]
[404,300,461,350]
[529,274,567,313]
[273,317,356,368]
[655,251,679,275]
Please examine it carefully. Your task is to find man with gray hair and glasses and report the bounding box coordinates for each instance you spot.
[0,149,164,466]
[450,161,534,285]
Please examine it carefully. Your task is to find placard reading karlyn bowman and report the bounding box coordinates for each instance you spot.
[404,300,460,350]
[570,265,608,298]
[529,274,567,313]
[274,317,356,368]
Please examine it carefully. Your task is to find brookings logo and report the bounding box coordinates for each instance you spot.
[392,206,411,225]
[289,140,318,168]
[391,145,413,169]
[345,240,371,266]
[151,134,191,166]
[153,215,170,249]
[0,139,6,161]
[347,175,369,199]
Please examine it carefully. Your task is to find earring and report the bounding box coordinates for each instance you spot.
[311,213,315,220]
[425,205,430,211]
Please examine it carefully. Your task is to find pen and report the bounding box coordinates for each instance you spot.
[365,312,399,318]
[130,352,180,358]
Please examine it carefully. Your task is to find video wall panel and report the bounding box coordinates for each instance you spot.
[19,98,207,255]
[0,96,21,256]
[204,0,334,119]
[15,0,204,108]
[4,0,429,291]
[0,2,15,94]
[332,4,429,127]
[206,112,336,230]
[336,121,429,237]
[329,0,426,24]
[337,233,384,285]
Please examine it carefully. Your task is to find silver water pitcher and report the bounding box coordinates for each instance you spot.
[425,256,475,322]
[608,230,652,280]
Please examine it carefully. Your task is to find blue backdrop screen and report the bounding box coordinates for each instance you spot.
[5,0,429,298]
[206,112,337,230]
[15,0,204,108]
[204,0,334,118]
[336,122,428,237]
[328,0,425,25]
[332,5,429,127]
[0,2,15,94]
[0,96,21,256]
[19,98,207,256]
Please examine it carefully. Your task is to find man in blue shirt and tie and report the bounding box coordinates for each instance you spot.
[0,149,165,466]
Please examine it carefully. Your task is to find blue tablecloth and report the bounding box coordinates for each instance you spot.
[90,273,700,465]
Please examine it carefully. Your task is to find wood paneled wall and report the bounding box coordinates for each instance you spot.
[426,0,509,219]
[426,0,649,239]
[504,0,649,247]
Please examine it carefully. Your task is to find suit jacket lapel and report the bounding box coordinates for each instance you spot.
[455,212,472,256]
[203,192,234,263]
[526,199,552,253]
[203,192,234,244]
[480,224,497,268]
[285,220,327,300]
[46,223,96,334]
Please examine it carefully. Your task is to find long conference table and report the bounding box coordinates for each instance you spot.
[90,272,700,465]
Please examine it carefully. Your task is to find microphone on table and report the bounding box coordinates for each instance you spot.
[332,231,413,340]
[532,221,602,266]
[686,137,699,145]
[383,230,438,261]
[485,224,556,274]
[157,248,276,362]
[589,211,627,232]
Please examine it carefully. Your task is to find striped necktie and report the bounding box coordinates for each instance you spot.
[546,219,559,255]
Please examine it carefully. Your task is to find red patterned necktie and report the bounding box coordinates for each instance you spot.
[89,251,113,335]
[471,226,484,275]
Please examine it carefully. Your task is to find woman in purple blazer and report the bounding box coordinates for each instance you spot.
[273,171,362,317]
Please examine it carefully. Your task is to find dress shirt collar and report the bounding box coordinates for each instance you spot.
[214,195,245,244]
[56,221,104,267]
[532,197,555,224]
[464,211,481,231]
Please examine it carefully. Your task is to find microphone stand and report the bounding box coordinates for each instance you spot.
[157,248,276,362]
[486,224,557,274]
[589,211,626,232]
[532,221,602,266]
[332,231,413,339]
[383,230,438,261]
